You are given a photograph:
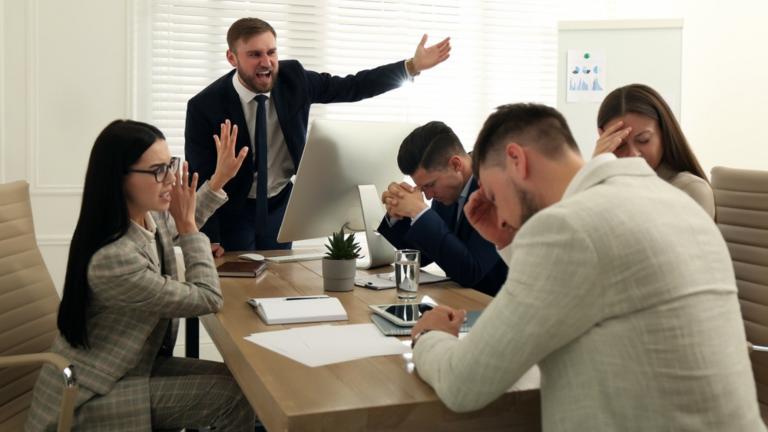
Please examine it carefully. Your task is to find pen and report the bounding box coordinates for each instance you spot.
[285,296,328,301]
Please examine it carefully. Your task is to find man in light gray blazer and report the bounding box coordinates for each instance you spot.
[410,103,765,431]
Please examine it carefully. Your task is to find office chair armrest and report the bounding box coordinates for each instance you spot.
[0,352,78,432]
[748,342,768,353]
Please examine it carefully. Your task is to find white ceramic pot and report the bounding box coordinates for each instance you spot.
[322,258,356,292]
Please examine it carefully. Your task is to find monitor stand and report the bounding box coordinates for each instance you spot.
[356,184,395,269]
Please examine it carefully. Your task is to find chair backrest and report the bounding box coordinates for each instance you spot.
[0,181,61,428]
[711,166,768,421]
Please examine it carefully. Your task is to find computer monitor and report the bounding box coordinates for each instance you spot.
[277,119,418,269]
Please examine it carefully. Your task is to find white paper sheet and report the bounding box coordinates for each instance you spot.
[355,270,449,289]
[245,323,411,367]
[566,49,607,102]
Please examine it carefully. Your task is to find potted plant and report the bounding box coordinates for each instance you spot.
[322,229,361,292]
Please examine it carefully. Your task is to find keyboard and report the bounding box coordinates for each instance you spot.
[265,252,326,263]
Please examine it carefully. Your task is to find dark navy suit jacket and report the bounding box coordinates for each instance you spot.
[185,59,409,242]
[377,178,508,296]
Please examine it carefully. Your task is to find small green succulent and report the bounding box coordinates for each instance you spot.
[324,229,362,260]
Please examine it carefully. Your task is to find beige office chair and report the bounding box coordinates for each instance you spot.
[711,166,768,423]
[0,181,77,431]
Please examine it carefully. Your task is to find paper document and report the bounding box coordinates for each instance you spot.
[355,271,449,290]
[566,49,607,102]
[247,295,347,325]
[244,323,410,367]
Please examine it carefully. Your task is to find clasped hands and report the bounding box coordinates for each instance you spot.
[381,182,428,219]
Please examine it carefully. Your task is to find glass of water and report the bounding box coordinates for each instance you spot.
[395,249,420,301]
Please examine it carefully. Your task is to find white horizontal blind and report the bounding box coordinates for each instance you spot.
[139,0,614,155]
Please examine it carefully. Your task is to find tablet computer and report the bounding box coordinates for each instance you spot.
[368,303,434,327]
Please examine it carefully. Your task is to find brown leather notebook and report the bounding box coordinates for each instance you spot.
[216,261,267,278]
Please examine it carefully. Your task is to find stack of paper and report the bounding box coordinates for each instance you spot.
[244,324,411,367]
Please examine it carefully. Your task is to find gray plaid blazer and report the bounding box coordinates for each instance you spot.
[414,157,765,431]
[26,182,227,431]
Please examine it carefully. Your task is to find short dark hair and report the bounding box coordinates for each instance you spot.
[397,121,467,175]
[472,103,580,177]
[227,18,276,51]
[597,83,707,181]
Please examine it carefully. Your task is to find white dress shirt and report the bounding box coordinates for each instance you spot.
[232,73,295,199]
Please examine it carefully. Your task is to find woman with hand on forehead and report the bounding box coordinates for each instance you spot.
[594,83,715,218]
[26,119,256,431]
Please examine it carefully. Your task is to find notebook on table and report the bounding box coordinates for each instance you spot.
[370,310,482,336]
[247,295,348,325]
[217,261,267,278]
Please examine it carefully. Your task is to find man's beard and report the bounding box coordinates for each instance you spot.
[512,178,540,227]
[238,68,278,93]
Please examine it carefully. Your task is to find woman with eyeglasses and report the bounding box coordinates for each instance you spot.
[26,119,255,431]
[593,84,715,219]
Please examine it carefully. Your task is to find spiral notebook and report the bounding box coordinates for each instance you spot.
[370,310,482,336]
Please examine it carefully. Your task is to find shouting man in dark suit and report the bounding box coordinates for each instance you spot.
[377,121,508,296]
[185,17,451,253]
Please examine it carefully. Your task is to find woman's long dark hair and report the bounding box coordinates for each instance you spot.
[597,83,708,181]
[58,120,165,348]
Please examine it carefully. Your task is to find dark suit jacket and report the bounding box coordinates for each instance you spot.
[377,178,508,296]
[185,59,409,242]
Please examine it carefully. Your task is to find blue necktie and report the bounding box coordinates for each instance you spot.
[255,94,268,231]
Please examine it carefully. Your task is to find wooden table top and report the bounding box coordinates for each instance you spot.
[201,250,541,431]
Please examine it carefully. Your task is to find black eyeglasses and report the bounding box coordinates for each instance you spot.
[128,157,180,183]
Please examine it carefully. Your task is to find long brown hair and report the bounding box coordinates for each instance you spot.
[597,84,707,181]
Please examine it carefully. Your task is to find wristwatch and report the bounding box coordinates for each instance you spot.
[411,329,432,348]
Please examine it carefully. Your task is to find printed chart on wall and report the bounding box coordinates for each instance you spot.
[566,50,606,102]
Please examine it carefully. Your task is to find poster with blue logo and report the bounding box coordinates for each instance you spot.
[566,50,606,102]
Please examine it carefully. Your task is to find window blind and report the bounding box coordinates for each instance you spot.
[139,0,613,155]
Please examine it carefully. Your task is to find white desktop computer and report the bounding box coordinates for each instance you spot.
[277,119,417,269]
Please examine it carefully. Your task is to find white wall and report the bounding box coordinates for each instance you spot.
[678,1,768,173]
[606,0,768,174]
[0,0,222,357]
[2,0,132,293]
[2,0,766,292]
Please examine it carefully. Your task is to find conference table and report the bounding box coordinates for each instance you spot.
[201,250,541,431]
